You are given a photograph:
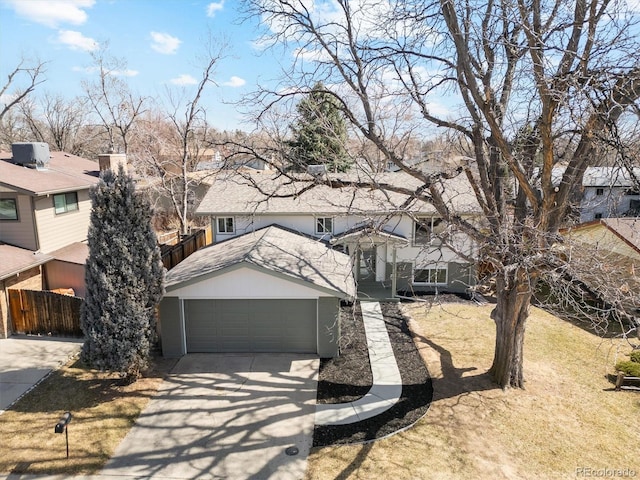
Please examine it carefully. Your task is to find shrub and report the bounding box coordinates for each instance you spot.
[629,350,640,364]
[615,360,640,377]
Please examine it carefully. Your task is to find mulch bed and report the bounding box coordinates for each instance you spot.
[313,301,434,446]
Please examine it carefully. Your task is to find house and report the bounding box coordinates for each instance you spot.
[580,167,640,222]
[159,225,355,358]
[195,170,479,297]
[0,143,100,253]
[0,142,108,336]
[563,218,640,261]
[558,218,640,328]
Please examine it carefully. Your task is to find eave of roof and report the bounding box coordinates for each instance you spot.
[0,244,53,280]
[166,225,356,298]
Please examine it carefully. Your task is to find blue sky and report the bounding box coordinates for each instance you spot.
[0,0,284,131]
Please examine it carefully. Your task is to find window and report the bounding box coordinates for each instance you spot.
[53,192,78,214]
[595,188,604,196]
[626,189,640,196]
[594,213,603,219]
[0,198,18,220]
[414,217,446,245]
[414,267,447,285]
[216,217,235,233]
[315,217,333,234]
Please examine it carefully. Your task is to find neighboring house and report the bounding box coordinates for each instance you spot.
[195,171,479,296]
[0,142,110,336]
[0,244,52,338]
[563,218,640,261]
[560,218,640,324]
[0,143,100,253]
[159,225,355,357]
[580,167,640,222]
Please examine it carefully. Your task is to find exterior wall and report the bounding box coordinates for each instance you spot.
[0,193,37,250]
[44,261,87,298]
[0,266,44,338]
[158,296,185,357]
[317,296,340,358]
[581,186,640,222]
[209,212,477,295]
[167,266,327,299]
[33,190,92,253]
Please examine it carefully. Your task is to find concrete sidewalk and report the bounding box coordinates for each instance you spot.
[315,301,402,425]
[0,335,83,412]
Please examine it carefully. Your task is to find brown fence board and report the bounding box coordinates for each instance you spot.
[9,289,83,336]
[161,229,209,270]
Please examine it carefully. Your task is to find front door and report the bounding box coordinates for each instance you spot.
[358,246,377,282]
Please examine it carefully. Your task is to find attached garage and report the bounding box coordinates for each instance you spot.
[184,299,317,353]
[159,225,356,358]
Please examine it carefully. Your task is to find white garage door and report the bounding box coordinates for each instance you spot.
[184,299,317,353]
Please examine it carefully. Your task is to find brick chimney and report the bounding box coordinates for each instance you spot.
[98,153,127,173]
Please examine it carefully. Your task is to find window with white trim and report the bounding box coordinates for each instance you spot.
[315,217,333,234]
[414,217,446,245]
[216,217,235,233]
[53,192,78,214]
[0,198,18,220]
[413,266,448,285]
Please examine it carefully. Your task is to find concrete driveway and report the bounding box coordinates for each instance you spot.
[100,353,319,480]
[0,335,83,411]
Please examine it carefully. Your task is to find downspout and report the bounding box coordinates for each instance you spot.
[392,245,397,298]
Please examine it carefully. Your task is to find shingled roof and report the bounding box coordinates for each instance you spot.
[166,225,356,298]
[0,151,99,196]
[196,171,480,216]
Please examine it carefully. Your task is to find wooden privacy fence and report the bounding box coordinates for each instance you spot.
[9,289,83,336]
[161,228,209,270]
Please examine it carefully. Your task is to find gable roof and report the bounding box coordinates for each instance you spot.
[567,218,640,254]
[0,244,52,281]
[0,150,100,196]
[166,225,356,297]
[196,171,479,216]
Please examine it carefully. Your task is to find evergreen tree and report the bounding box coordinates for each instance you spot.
[81,166,165,380]
[288,82,351,172]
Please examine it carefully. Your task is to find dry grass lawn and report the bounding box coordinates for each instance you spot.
[306,302,640,480]
[0,357,171,476]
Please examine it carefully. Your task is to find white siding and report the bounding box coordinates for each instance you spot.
[0,194,37,250]
[34,190,92,253]
[168,266,326,299]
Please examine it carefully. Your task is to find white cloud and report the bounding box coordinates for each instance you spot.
[206,1,225,17]
[170,74,198,85]
[222,76,246,87]
[150,31,181,55]
[5,0,94,28]
[57,30,98,52]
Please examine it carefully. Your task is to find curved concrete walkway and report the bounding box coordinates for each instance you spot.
[315,301,402,426]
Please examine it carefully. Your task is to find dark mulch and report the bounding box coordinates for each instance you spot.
[313,302,433,446]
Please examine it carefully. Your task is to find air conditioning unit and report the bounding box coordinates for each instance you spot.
[307,164,327,177]
[12,142,50,170]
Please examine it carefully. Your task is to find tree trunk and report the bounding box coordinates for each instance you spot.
[489,270,533,389]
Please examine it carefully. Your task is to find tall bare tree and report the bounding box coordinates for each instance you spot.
[139,41,225,235]
[243,0,640,388]
[0,58,46,122]
[83,44,146,154]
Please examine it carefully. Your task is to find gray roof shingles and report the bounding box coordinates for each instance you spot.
[166,225,356,298]
[0,244,52,280]
[196,171,479,216]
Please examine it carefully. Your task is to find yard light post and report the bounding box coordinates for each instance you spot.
[54,412,72,459]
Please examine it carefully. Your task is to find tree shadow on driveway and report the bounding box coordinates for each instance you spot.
[100,353,318,480]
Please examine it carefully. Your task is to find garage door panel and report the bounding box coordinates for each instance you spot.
[185,299,316,353]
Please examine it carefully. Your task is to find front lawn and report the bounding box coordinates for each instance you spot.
[306,301,639,479]
[0,356,174,476]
